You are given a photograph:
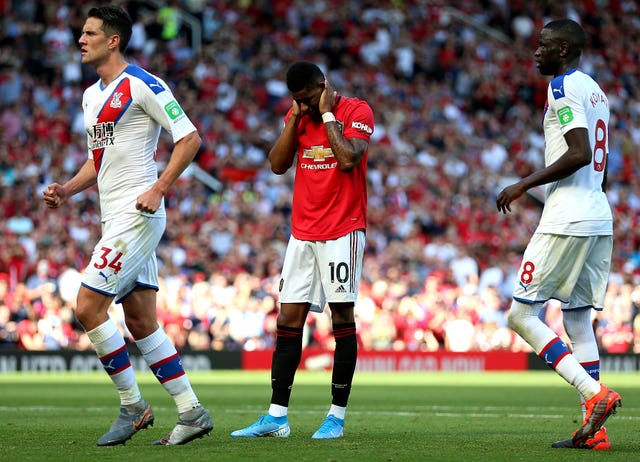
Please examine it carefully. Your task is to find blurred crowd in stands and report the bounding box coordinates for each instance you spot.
[1,0,639,355]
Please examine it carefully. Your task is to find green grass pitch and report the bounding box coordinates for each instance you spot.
[0,370,638,461]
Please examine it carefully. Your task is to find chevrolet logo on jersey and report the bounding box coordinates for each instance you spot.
[303,145,334,161]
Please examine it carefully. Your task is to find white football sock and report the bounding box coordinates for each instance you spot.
[268,404,288,417]
[329,404,346,419]
[136,327,199,413]
[508,301,600,399]
[87,319,141,405]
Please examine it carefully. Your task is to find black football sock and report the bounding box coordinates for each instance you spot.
[331,322,357,407]
[270,325,303,407]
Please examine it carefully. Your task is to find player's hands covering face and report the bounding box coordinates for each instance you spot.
[319,79,337,114]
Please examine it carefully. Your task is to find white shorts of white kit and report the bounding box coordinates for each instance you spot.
[279,230,365,313]
[81,213,165,304]
[512,233,612,311]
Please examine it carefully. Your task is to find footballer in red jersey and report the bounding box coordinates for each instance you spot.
[231,61,374,440]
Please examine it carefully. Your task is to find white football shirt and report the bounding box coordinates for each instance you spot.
[537,68,612,236]
[82,64,197,220]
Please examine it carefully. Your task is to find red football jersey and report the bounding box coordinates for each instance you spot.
[284,95,374,240]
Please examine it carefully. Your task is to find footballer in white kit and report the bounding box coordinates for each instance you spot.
[81,64,197,302]
[44,6,212,447]
[513,68,612,310]
[496,19,620,450]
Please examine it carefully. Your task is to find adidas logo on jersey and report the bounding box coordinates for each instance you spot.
[335,285,347,293]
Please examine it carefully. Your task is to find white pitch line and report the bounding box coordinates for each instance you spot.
[2,406,638,421]
[432,412,565,419]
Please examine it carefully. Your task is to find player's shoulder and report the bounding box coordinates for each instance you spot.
[549,69,599,99]
[82,79,102,101]
[123,64,167,95]
[337,95,371,110]
[84,79,102,93]
[336,95,374,120]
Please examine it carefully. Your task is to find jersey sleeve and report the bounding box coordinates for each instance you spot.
[342,100,374,141]
[548,75,588,135]
[135,76,197,143]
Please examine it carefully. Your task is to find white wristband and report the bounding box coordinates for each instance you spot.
[322,112,336,124]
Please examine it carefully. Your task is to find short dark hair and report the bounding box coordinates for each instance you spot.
[543,18,586,57]
[88,5,133,53]
[285,61,325,93]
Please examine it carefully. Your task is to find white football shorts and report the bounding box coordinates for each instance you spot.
[512,233,612,310]
[81,213,165,303]
[279,230,365,313]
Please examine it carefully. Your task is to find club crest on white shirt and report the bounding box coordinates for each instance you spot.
[110,92,123,109]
